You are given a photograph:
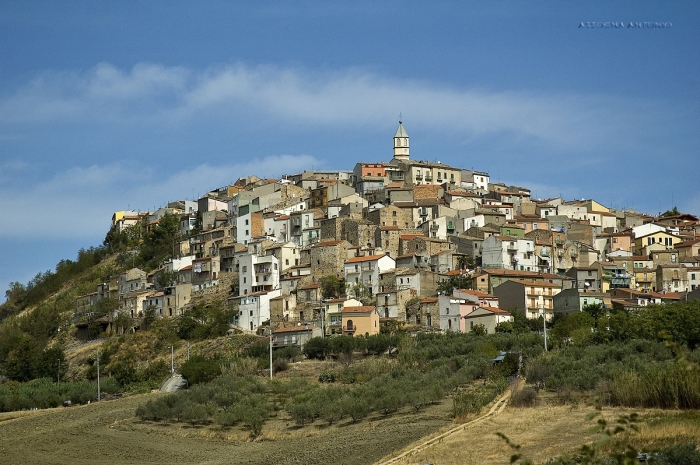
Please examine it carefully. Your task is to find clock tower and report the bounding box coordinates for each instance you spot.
[393,119,410,162]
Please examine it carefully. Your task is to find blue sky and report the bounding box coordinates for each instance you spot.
[1,1,698,297]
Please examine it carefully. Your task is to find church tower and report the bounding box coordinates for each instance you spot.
[393,119,410,162]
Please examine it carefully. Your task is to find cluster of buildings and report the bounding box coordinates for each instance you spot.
[75,121,700,346]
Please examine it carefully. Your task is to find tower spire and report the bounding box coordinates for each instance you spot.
[393,118,409,162]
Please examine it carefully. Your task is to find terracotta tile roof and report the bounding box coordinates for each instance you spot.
[483,269,561,279]
[457,289,495,298]
[345,254,387,264]
[179,265,193,271]
[380,226,400,231]
[341,306,376,313]
[675,240,700,248]
[507,279,562,288]
[400,234,425,240]
[476,306,510,315]
[440,270,465,276]
[420,297,438,303]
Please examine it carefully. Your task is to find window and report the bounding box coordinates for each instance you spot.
[245,219,249,225]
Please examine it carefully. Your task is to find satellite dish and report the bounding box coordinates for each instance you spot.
[584,282,590,287]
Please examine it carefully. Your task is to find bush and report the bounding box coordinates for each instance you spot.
[318,371,336,383]
[510,386,538,407]
[180,355,222,385]
[302,337,329,360]
[272,358,288,373]
[650,443,700,465]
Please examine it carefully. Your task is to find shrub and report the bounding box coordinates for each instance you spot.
[302,337,329,360]
[510,386,538,408]
[650,443,700,465]
[318,371,336,383]
[272,358,288,373]
[180,355,221,385]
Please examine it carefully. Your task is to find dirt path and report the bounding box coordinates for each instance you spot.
[376,386,513,465]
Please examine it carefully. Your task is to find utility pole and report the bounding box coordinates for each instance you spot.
[269,331,273,380]
[169,345,174,374]
[96,350,101,402]
[543,308,548,351]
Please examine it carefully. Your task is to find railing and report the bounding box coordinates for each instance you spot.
[424,173,433,181]
[430,224,439,230]
[343,325,356,333]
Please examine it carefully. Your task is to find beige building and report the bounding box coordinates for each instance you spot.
[341,306,380,337]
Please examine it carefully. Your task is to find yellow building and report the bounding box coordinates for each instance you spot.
[341,306,380,337]
[634,231,683,256]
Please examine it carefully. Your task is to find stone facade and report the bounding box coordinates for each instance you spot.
[310,240,352,278]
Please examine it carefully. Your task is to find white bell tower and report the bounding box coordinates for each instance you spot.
[393,118,409,162]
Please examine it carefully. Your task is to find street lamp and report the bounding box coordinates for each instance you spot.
[541,306,548,352]
[168,346,174,374]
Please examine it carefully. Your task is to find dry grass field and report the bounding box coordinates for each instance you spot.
[1,386,698,465]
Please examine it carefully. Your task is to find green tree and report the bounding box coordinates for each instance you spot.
[157,270,179,289]
[662,206,680,217]
[350,282,373,305]
[470,323,487,336]
[181,355,222,385]
[302,337,329,360]
[320,275,345,299]
[437,273,472,295]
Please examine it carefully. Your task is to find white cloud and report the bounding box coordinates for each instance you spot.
[0,62,669,150]
[0,154,320,240]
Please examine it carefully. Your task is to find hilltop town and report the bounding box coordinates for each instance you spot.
[78,120,700,343]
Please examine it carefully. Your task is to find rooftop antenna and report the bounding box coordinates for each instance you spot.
[399,112,402,123]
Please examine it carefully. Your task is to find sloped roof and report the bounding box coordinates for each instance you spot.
[341,306,376,313]
[394,121,409,138]
[345,254,387,264]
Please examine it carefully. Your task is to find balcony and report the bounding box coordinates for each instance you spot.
[343,325,356,334]
[424,173,433,181]
[430,223,439,231]
[570,250,578,258]
[507,243,518,251]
